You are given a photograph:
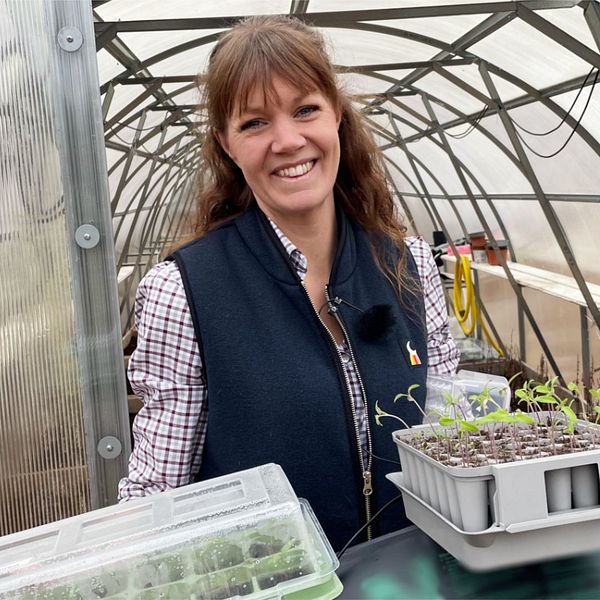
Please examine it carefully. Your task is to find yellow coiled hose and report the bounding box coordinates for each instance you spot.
[453,255,504,356]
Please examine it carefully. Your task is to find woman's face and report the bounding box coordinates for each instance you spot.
[218,75,341,223]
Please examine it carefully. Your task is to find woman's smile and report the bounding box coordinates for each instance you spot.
[273,159,316,179]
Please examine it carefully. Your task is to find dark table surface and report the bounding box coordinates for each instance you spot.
[337,525,600,599]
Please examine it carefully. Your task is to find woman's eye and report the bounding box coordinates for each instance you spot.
[240,119,264,131]
[296,105,318,118]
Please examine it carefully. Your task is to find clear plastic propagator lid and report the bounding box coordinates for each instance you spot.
[0,464,340,599]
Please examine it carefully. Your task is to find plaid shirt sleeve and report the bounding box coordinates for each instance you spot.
[117,261,207,501]
[405,236,460,376]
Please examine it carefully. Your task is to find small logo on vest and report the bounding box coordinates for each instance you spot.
[406,341,421,366]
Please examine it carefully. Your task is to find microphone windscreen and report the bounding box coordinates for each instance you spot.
[356,304,397,341]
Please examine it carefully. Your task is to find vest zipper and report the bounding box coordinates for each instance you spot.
[324,285,374,540]
[256,210,376,540]
[298,281,373,539]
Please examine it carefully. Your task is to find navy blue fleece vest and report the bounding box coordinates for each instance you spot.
[172,204,428,551]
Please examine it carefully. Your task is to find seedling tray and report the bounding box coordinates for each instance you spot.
[390,412,600,571]
[0,464,341,600]
[388,472,600,571]
[393,416,600,532]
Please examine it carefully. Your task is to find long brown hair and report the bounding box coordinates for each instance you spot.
[185,15,415,298]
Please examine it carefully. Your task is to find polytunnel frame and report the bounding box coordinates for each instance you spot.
[374,5,600,386]
[93,1,600,405]
[116,146,203,326]
[349,8,600,337]
[363,40,600,385]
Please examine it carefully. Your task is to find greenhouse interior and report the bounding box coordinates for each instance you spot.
[2,0,600,598]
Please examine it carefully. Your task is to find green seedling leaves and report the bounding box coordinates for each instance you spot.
[375,400,410,429]
[375,401,388,427]
[394,383,421,404]
[392,373,600,468]
[443,391,458,406]
[459,421,480,434]
[561,404,578,434]
[474,408,534,427]
[515,389,529,400]
[535,395,558,405]
[483,409,511,423]
[513,411,535,425]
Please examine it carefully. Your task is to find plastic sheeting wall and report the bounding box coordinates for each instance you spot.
[0,0,131,535]
[0,1,90,535]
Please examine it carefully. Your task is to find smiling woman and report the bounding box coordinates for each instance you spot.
[118,14,460,552]
[217,77,341,231]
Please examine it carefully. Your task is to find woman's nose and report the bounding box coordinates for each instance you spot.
[270,119,306,154]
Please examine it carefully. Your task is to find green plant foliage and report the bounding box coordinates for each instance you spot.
[392,374,600,467]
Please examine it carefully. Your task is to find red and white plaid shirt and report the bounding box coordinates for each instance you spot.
[118,224,459,501]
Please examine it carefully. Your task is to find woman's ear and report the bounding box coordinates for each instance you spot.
[214,129,232,160]
[336,104,343,130]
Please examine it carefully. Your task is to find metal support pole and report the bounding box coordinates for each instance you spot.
[101,82,114,121]
[110,111,147,214]
[53,0,130,508]
[162,166,200,253]
[518,288,526,363]
[584,0,600,50]
[115,127,169,269]
[517,4,600,69]
[381,161,418,234]
[377,103,517,260]
[372,114,460,241]
[392,120,469,242]
[581,307,591,393]
[386,117,444,234]
[118,140,187,317]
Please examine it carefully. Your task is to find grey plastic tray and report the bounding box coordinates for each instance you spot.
[388,472,600,571]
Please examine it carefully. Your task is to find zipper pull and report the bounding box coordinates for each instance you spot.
[329,298,342,314]
[324,285,339,313]
[362,470,373,496]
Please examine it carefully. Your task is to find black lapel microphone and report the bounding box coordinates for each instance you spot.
[326,297,397,341]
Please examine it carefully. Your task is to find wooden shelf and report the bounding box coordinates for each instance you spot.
[117,265,135,285]
[442,254,600,309]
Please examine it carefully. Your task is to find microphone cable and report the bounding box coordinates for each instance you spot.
[336,493,404,559]
[366,448,401,467]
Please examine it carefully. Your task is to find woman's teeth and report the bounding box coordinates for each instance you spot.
[275,161,314,178]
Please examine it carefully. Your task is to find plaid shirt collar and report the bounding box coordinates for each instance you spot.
[268,218,308,282]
